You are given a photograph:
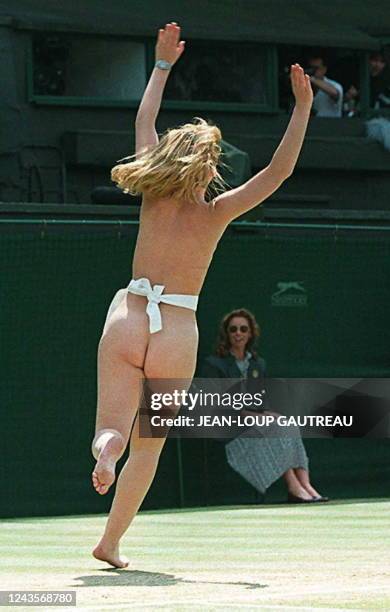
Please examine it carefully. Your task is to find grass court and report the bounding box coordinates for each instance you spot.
[1,499,389,610]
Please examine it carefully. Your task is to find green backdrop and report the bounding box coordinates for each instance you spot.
[1,221,389,517]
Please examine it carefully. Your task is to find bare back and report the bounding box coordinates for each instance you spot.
[132,196,226,295]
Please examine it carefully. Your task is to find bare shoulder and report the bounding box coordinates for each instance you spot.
[210,165,290,224]
[206,190,243,225]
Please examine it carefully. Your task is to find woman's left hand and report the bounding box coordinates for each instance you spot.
[156,22,186,66]
[290,63,313,110]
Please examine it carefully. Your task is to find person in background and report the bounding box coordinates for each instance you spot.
[343,84,360,117]
[342,51,390,114]
[202,308,328,503]
[368,51,390,109]
[306,54,343,118]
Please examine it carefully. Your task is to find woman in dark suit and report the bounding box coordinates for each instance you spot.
[202,308,327,503]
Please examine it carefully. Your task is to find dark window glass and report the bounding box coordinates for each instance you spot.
[32,34,146,100]
[164,42,269,105]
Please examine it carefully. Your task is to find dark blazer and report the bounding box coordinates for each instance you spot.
[201,353,266,380]
[200,353,267,440]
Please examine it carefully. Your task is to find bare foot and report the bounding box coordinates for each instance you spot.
[93,541,129,569]
[92,431,124,495]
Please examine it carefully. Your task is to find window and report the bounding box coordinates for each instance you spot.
[164,41,271,108]
[29,33,276,112]
[31,33,146,104]
[278,45,362,116]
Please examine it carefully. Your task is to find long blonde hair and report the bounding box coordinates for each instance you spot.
[111,117,228,205]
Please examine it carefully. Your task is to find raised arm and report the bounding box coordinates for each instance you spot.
[135,22,185,157]
[213,64,313,223]
[310,75,340,101]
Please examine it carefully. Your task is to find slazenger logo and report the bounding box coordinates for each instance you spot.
[271,282,307,307]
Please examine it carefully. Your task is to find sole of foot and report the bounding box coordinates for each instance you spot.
[92,433,124,495]
[92,466,115,495]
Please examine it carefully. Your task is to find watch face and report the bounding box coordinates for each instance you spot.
[156,60,171,69]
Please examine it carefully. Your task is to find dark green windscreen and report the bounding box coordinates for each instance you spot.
[1,223,389,517]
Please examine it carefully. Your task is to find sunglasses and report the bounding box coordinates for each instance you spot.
[228,325,249,333]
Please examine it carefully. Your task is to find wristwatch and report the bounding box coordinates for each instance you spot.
[155,59,172,70]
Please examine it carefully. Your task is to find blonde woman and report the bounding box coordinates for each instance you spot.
[91,21,313,568]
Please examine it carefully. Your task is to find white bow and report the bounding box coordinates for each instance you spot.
[128,278,165,333]
[127,278,198,333]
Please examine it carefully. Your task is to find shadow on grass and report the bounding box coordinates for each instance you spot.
[76,569,267,590]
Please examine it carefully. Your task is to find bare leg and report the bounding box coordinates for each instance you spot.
[91,332,145,568]
[93,413,167,567]
[92,332,144,495]
[93,308,198,568]
[294,467,321,498]
[283,469,312,499]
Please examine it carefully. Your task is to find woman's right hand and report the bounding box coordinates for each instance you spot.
[290,63,313,110]
[155,22,186,66]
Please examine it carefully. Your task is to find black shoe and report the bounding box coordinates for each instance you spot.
[287,493,316,504]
